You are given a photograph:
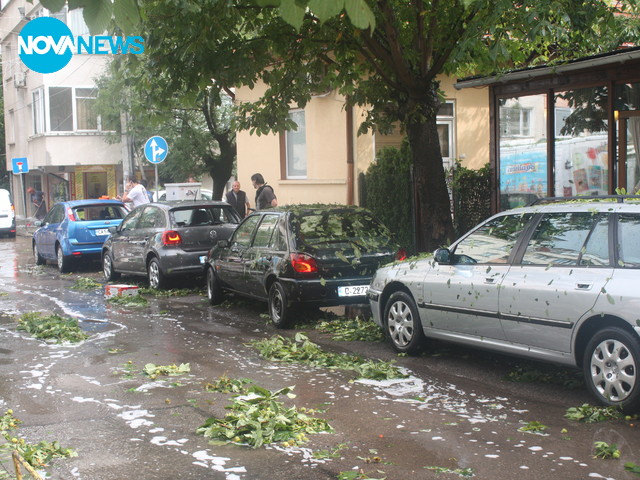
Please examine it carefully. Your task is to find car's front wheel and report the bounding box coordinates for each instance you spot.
[33,243,45,265]
[583,327,640,412]
[206,267,224,305]
[147,258,166,289]
[268,281,292,329]
[103,252,121,281]
[56,245,71,273]
[383,291,425,354]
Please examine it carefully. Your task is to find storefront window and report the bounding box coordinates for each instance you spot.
[554,87,608,196]
[498,94,547,209]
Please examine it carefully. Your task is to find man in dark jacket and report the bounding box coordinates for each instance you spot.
[251,173,278,210]
[224,181,250,217]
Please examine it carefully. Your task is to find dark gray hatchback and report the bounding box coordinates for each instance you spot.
[102,201,240,288]
[205,205,404,327]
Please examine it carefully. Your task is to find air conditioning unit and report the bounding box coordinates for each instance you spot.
[15,72,26,88]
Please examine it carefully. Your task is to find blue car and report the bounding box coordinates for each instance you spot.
[33,199,128,273]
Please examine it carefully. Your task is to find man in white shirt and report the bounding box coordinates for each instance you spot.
[118,176,151,208]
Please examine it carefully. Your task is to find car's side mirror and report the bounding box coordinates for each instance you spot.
[217,239,229,248]
[34,220,43,227]
[434,248,451,265]
[108,226,118,233]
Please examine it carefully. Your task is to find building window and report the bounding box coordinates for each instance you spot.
[32,88,45,135]
[437,101,455,168]
[498,94,548,209]
[76,88,98,130]
[286,109,307,178]
[36,86,107,134]
[49,7,90,38]
[500,103,533,137]
[49,87,74,131]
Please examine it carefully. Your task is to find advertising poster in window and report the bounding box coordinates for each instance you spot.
[499,146,547,209]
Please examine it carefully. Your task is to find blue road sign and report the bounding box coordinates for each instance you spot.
[12,157,28,174]
[144,136,168,164]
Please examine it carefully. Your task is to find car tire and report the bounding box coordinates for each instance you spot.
[33,243,45,266]
[268,281,292,329]
[206,267,224,305]
[583,327,640,412]
[103,252,121,281]
[383,291,425,354]
[147,258,166,289]
[56,245,71,273]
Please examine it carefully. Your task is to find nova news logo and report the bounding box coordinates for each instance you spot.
[19,16,144,74]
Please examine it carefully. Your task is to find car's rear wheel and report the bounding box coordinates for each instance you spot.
[268,281,292,329]
[583,327,640,412]
[147,258,166,289]
[56,245,71,273]
[384,291,425,354]
[103,252,121,281]
[206,267,224,305]
[33,243,45,265]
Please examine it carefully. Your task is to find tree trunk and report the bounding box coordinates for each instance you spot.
[405,108,456,252]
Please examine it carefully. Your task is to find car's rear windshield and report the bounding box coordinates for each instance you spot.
[291,209,392,251]
[171,206,239,227]
[73,205,126,221]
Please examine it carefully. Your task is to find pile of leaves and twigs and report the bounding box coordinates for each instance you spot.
[505,363,583,389]
[315,316,384,342]
[197,385,333,448]
[0,409,77,470]
[143,363,190,380]
[204,375,253,395]
[252,333,407,381]
[16,312,88,343]
[107,295,149,307]
[71,277,102,290]
[565,404,623,423]
[138,287,204,297]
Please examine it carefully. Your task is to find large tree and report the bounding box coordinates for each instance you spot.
[42,0,640,250]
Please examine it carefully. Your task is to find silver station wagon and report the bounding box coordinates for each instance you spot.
[368,196,640,411]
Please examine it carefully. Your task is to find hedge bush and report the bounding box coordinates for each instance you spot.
[363,145,491,252]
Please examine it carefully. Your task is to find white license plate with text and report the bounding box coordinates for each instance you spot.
[199,256,207,264]
[338,285,369,297]
[96,229,109,236]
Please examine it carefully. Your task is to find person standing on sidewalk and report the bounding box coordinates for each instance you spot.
[251,173,277,210]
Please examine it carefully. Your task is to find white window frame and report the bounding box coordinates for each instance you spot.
[500,105,533,137]
[32,88,45,135]
[285,109,307,179]
[437,100,456,168]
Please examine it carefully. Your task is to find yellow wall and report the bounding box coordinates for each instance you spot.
[235,75,489,207]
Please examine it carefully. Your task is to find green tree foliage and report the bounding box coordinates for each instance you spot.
[95,58,235,197]
[45,0,640,251]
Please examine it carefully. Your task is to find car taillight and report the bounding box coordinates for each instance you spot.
[396,248,407,261]
[290,253,318,273]
[162,230,182,246]
[66,207,76,221]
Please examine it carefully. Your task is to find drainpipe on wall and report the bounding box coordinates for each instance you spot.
[120,111,133,195]
[346,104,354,205]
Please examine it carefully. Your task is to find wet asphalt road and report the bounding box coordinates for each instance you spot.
[0,234,639,480]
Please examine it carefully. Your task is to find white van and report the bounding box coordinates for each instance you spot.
[0,189,16,237]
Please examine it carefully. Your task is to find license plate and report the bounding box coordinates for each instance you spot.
[338,285,369,297]
[199,255,207,264]
[96,228,109,236]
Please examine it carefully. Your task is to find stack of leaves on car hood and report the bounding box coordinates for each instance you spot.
[252,333,407,381]
[197,385,332,448]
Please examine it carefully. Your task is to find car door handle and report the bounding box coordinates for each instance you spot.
[576,283,593,290]
[484,277,497,284]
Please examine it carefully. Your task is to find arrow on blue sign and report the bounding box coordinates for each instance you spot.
[144,136,168,164]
